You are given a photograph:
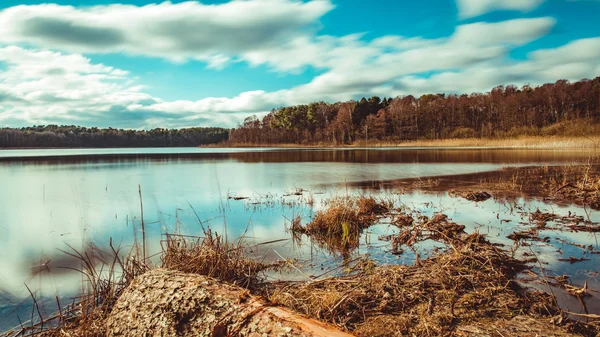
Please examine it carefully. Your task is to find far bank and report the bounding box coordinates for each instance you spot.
[213,135,600,150]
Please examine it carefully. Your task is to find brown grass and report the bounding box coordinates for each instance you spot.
[473,162,600,209]
[272,204,600,336]
[7,190,600,337]
[11,228,275,337]
[269,228,565,336]
[359,135,600,149]
[161,229,276,289]
[214,135,600,149]
[291,196,392,254]
[29,243,149,337]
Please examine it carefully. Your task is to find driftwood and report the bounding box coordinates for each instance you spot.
[106,268,354,337]
[456,316,582,337]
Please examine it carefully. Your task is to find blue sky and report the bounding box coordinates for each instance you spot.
[0,0,599,129]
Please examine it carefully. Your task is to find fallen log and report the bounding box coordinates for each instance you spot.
[106,268,354,337]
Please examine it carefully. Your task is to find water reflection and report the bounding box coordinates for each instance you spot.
[0,148,598,330]
[1,147,598,163]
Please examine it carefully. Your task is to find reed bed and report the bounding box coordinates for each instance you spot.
[5,242,149,337]
[219,135,600,149]
[364,135,600,149]
[481,162,600,210]
[271,218,592,336]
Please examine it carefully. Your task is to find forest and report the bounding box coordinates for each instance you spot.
[230,77,600,145]
[0,125,229,148]
[2,77,600,148]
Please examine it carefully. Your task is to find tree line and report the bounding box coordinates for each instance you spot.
[0,125,229,148]
[230,77,600,144]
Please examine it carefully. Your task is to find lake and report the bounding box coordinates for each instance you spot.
[0,147,599,331]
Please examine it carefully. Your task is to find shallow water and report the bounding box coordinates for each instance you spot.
[0,147,598,330]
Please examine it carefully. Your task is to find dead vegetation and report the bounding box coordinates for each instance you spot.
[291,196,392,254]
[161,229,275,290]
[396,161,600,211]
[270,223,591,336]
[530,209,559,224]
[479,162,600,210]
[504,208,599,250]
[547,275,591,299]
[272,198,600,336]
[5,228,276,337]
[11,243,150,337]
[390,213,468,257]
[4,191,600,337]
[449,189,492,202]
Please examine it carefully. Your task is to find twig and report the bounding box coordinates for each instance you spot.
[272,249,311,281]
[24,283,44,333]
[138,185,146,262]
[564,311,600,319]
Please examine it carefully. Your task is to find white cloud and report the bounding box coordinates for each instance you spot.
[0,46,262,128]
[0,0,334,68]
[0,1,597,129]
[284,18,555,99]
[456,0,545,19]
[139,30,600,117]
[390,38,600,96]
[530,37,600,63]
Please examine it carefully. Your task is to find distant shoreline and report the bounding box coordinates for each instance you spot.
[1,135,600,151]
[212,135,600,150]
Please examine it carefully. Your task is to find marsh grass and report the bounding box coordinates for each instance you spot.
[272,197,600,336]
[5,185,600,337]
[291,196,392,254]
[161,228,277,290]
[358,135,600,149]
[222,134,600,150]
[432,160,600,211]
[3,241,149,337]
[270,225,567,336]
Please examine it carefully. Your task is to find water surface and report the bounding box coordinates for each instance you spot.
[0,147,598,331]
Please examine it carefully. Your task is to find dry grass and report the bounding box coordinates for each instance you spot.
[269,228,565,336]
[472,162,600,209]
[217,135,600,149]
[6,190,600,336]
[7,228,275,337]
[30,243,148,337]
[448,190,492,202]
[291,196,392,254]
[362,135,600,149]
[161,229,276,289]
[271,204,600,336]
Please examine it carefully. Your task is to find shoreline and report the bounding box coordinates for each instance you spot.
[215,135,600,149]
[0,135,599,151]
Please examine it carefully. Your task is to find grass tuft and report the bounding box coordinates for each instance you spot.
[292,196,392,254]
[161,228,274,290]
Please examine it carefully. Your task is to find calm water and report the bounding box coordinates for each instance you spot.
[0,147,598,330]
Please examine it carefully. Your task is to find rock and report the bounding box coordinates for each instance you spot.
[106,269,354,337]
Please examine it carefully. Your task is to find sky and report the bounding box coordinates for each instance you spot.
[0,0,599,129]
